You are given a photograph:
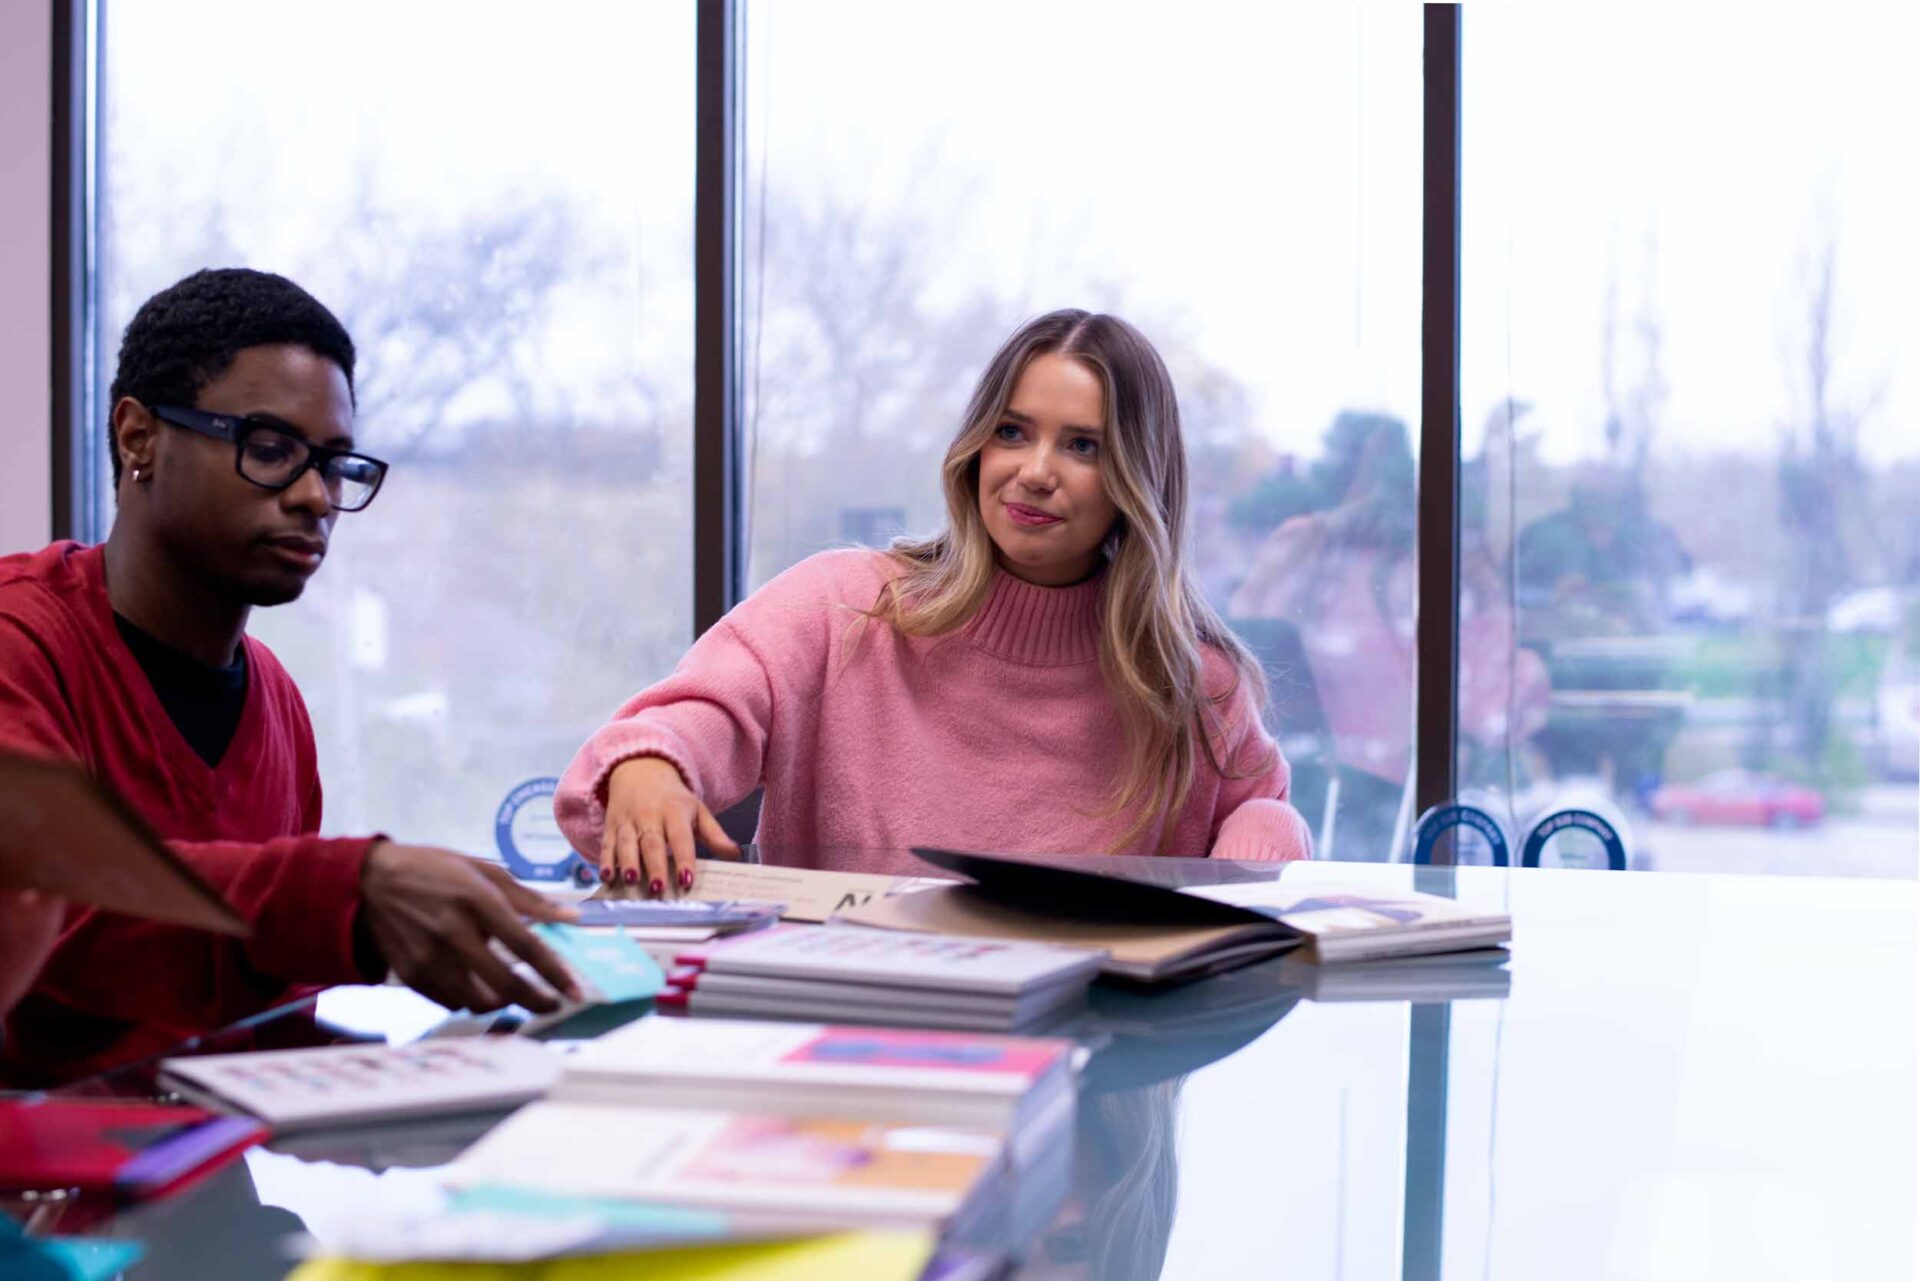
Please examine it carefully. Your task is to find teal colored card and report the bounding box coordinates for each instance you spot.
[532,923,666,1002]
[449,1184,732,1235]
[0,1231,146,1281]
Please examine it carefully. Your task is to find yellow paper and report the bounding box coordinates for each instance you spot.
[288,1231,935,1281]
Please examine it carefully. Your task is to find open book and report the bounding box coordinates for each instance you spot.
[840,848,1509,976]
[837,848,1307,983]
[1183,876,1513,963]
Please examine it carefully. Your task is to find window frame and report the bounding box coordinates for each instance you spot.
[55,1,1471,776]
[694,0,746,637]
[49,0,99,544]
[58,9,1469,1280]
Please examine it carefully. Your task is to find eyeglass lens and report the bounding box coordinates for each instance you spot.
[238,431,380,510]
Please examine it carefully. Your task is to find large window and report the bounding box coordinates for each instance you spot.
[1462,1,1918,876]
[741,1,1423,859]
[96,1,695,854]
[83,3,1914,879]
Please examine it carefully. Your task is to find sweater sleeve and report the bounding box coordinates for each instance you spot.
[27,834,378,1030]
[555,550,873,859]
[0,614,379,1034]
[1201,656,1315,863]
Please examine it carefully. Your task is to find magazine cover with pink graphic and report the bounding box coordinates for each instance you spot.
[777,1026,1065,1080]
[555,1018,1077,1137]
[568,1017,1071,1098]
[447,1101,1002,1226]
[681,1115,996,1197]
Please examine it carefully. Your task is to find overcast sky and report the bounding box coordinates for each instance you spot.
[109,0,1913,464]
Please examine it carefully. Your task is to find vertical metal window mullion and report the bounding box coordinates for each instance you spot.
[693,0,745,638]
[1415,2,1463,822]
[50,0,89,543]
[1404,8,1462,1281]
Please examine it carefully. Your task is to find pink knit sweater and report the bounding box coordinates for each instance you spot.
[556,550,1311,862]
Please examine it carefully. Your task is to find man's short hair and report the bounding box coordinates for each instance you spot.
[107,268,357,486]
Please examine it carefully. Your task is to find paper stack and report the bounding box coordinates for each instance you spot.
[556,1017,1075,1166]
[440,1013,1076,1244]
[159,1038,564,1132]
[656,923,1102,1031]
[447,1103,1002,1231]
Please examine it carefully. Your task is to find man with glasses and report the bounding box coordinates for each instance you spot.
[0,268,581,1084]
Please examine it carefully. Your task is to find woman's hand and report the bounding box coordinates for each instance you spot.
[600,757,740,895]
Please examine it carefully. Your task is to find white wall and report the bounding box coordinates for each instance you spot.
[0,1,52,554]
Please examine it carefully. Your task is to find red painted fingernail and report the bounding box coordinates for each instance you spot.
[650,877,664,896]
[624,868,638,886]
[600,865,614,884]
[679,868,693,891]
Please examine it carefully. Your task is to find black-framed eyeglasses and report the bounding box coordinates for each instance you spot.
[149,404,389,512]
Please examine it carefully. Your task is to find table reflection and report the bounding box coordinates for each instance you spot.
[10,861,1906,1281]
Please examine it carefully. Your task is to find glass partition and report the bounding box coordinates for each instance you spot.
[1461,1,1918,876]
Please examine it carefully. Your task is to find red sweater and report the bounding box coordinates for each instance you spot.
[0,542,376,1083]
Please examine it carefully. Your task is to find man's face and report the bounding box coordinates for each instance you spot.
[142,344,356,606]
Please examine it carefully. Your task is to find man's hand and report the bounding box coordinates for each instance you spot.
[358,844,583,1014]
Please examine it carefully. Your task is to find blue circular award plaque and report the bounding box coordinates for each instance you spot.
[1520,806,1628,871]
[493,777,591,883]
[1411,802,1514,866]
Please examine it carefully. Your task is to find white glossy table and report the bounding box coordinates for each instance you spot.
[32,858,1918,1281]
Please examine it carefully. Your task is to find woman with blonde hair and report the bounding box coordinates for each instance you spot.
[555,309,1311,893]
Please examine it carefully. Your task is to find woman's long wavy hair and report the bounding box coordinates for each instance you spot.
[870,309,1272,852]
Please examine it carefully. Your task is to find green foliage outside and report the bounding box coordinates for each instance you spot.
[1679,633,1890,700]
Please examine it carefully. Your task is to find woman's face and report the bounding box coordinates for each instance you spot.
[977,352,1120,587]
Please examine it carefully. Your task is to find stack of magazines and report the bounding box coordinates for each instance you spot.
[442,1016,1078,1243]
[656,924,1103,1032]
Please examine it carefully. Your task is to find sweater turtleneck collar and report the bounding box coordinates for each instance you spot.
[962,562,1107,666]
